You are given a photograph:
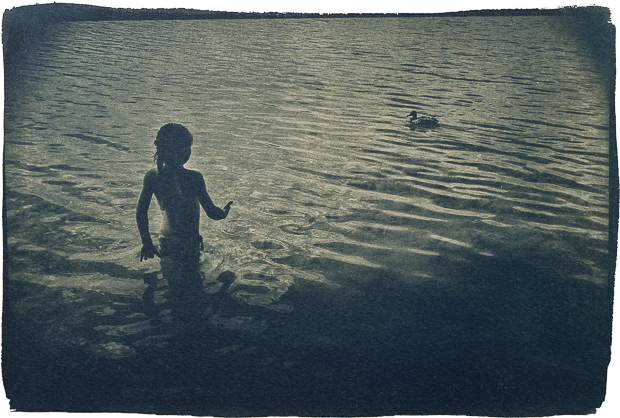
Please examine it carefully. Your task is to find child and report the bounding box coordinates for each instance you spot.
[136,123,233,318]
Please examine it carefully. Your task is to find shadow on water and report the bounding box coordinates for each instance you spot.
[141,269,237,330]
[3,239,612,416]
[267,253,611,416]
[2,188,612,415]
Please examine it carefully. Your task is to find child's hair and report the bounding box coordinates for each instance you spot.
[154,123,193,171]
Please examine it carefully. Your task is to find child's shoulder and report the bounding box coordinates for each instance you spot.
[183,168,205,180]
[143,167,203,184]
[144,168,159,179]
[142,168,160,185]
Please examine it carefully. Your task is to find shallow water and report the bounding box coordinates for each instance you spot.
[3,15,613,414]
[5,17,610,286]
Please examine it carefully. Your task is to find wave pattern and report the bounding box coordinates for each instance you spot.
[4,16,611,315]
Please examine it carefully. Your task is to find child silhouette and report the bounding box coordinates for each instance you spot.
[136,123,233,320]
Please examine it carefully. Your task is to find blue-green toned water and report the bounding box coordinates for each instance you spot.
[3,15,613,414]
[5,17,610,288]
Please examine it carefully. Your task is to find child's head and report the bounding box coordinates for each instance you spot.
[154,123,193,170]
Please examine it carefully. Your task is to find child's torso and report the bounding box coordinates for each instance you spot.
[152,169,201,239]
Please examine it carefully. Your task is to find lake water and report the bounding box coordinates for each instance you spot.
[3,15,614,414]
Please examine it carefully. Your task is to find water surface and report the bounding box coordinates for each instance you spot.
[3,15,613,414]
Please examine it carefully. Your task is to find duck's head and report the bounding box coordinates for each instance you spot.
[407,111,418,119]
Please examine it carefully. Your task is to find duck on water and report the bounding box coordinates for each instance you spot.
[407,111,439,129]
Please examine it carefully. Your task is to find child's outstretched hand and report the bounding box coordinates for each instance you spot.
[224,201,233,213]
[140,243,161,261]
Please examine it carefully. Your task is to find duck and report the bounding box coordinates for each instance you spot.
[407,111,439,129]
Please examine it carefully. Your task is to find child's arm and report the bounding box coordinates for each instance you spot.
[136,171,161,261]
[195,173,233,220]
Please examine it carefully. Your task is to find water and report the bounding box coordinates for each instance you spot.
[3,15,613,414]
